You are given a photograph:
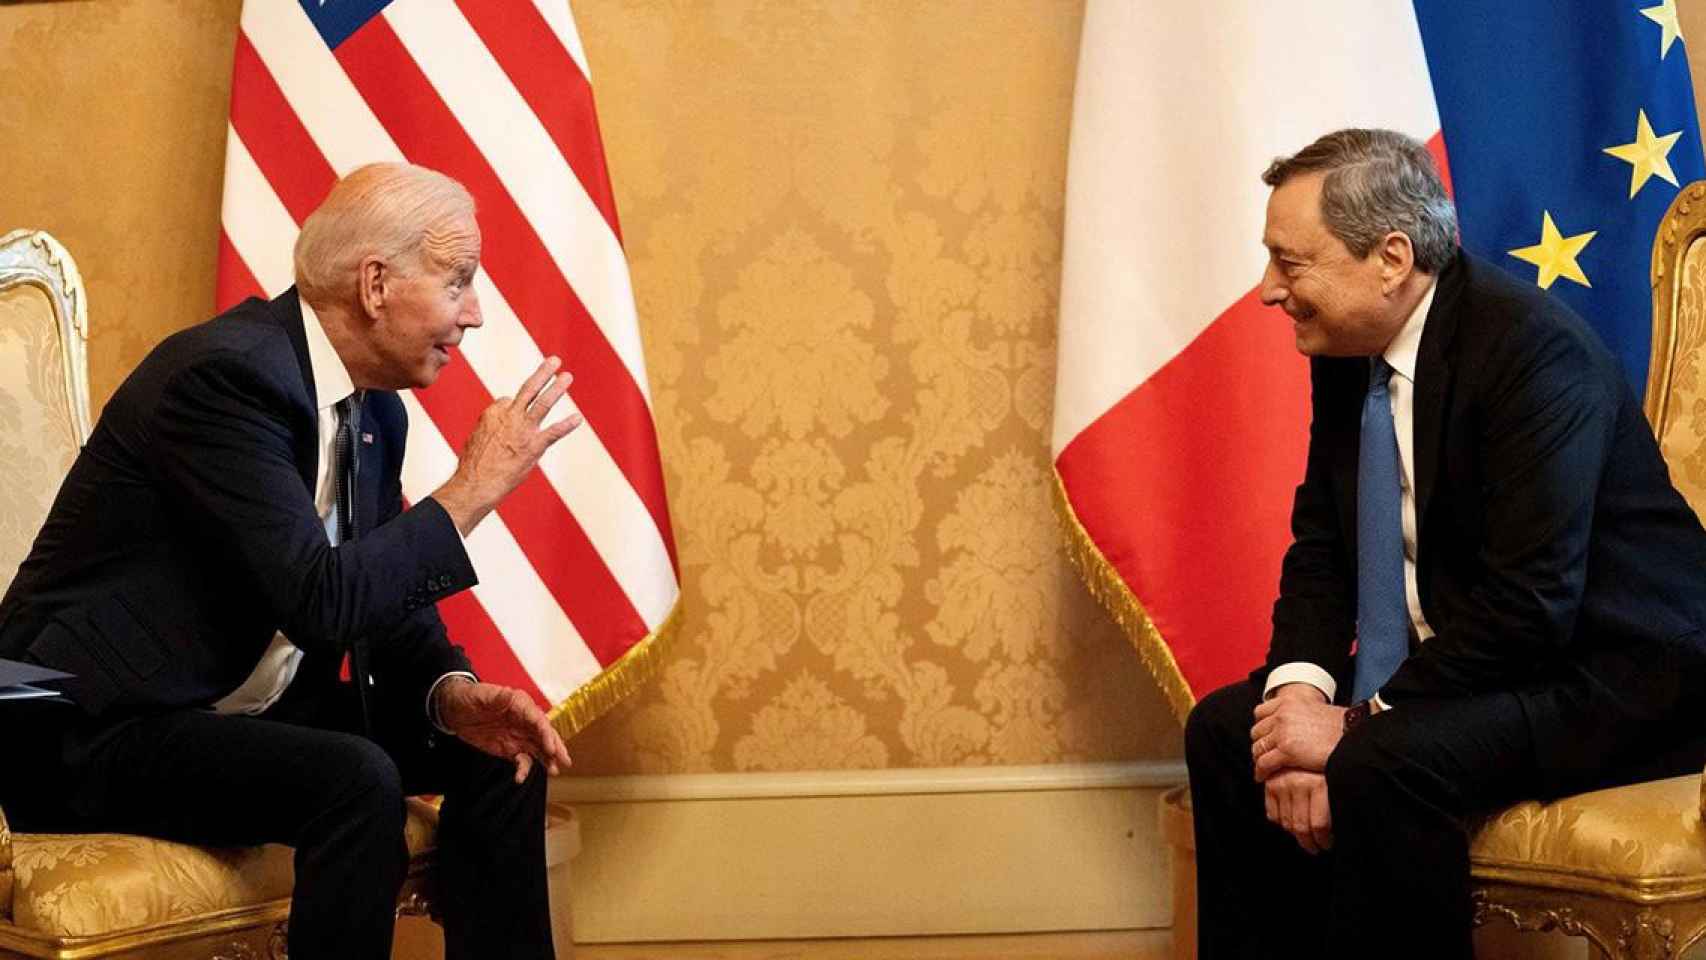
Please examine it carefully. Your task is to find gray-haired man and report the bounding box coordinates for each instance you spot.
[1184,129,1706,958]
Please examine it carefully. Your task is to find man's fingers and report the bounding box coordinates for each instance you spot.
[1253,698,1280,720]
[1279,786,1312,853]
[1310,783,1333,851]
[526,372,574,422]
[541,411,585,445]
[529,714,565,773]
[1264,785,1279,825]
[513,751,533,785]
[514,357,562,411]
[1250,714,1275,741]
[1284,784,1320,855]
[1254,740,1291,780]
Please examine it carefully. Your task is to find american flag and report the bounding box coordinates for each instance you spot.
[216,0,680,736]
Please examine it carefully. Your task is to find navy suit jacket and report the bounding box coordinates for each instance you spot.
[0,289,475,718]
[1260,252,1706,790]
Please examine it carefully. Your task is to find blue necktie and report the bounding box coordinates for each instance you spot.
[1353,358,1408,702]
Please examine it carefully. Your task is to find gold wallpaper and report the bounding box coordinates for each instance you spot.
[0,0,1169,776]
[566,0,1170,773]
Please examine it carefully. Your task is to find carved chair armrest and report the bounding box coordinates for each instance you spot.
[1698,765,1706,820]
[0,804,12,922]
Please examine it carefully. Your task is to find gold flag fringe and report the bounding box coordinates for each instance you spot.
[1051,467,1195,725]
[547,600,682,740]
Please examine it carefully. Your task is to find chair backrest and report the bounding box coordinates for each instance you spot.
[0,230,91,590]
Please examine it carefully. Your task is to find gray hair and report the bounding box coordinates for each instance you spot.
[294,162,475,306]
[1262,129,1458,273]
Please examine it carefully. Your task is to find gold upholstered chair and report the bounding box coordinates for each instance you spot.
[0,230,578,959]
[1162,180,1706,960]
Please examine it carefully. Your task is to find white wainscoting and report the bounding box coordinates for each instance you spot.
[549,761,1188,943]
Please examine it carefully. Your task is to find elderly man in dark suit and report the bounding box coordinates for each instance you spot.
[1184,129,1706,959]
[0,163,574,959]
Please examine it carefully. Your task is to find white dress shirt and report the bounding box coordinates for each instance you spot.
[213,295,474,725]
[1264,279,1438,705]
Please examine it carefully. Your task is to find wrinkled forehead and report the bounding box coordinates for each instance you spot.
[420,212,481,267]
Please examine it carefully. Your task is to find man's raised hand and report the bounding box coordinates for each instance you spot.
[432,357,583,536]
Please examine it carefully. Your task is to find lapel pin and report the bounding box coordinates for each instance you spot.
[361,432,374,444]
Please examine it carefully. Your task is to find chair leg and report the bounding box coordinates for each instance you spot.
[1470,886,1706,960]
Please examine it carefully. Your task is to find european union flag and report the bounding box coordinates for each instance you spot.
[1413,0,1704,392]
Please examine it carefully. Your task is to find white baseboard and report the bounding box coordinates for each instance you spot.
[549,761,1187,943]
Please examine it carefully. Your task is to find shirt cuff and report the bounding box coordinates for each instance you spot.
[1263,662,1337,703]
[426,671,479,734]
[1371,693,1391,713]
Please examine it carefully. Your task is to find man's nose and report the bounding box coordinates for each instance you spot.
[461,289,484,329]
[1258,263,1286,307]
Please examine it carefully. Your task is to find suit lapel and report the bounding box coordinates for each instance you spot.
[268,287,321,496]
[1412,254,1467,543]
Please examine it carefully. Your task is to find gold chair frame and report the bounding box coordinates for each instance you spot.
[0,230,90,445]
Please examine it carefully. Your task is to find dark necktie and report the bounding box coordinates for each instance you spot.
[334,393,374,732]
[334,394,362,544]
[1353,358,1408,702]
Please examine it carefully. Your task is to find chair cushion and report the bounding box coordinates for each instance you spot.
[1469,774,1706,898]
[5,798,438,938]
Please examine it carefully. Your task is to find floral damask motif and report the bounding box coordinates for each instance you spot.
[704,229,889,440]
[26,880,151,939]
[925,451,1062,662]
[1665,249,1706,514]
[752,438,846,558]
[975,661,1068,764]
[11,835,290,938]
[734,673,888,770]
[563,0,1179,774]
[898,661,991,767]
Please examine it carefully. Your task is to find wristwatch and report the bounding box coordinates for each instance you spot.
[1344,699,1373,731]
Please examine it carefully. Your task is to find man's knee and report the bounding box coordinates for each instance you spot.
[321,733,406,831]
[1186,681,1258,774]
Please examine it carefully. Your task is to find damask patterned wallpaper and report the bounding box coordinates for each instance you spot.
[565,0,1171,773]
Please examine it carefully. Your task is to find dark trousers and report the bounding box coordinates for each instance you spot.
[0,679,553,960]
[1184,679,1704,960]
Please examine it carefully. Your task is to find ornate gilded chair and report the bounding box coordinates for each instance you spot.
[0,230,578,959]
[1162,181,1706,960]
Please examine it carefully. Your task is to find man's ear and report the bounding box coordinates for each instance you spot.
[357,257,387,320]
[1378,231,1415,294]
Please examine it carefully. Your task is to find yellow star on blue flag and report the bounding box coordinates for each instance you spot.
[1604,109,1683,197]
[1508,212,1596,290]
[1641,0,1684,60]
